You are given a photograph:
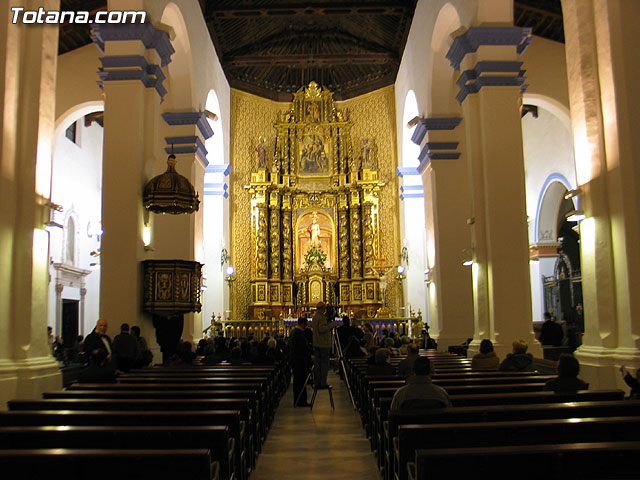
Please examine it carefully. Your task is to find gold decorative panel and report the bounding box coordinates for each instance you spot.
[231,85,400,319]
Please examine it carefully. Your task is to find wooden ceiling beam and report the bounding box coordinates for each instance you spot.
[223,53,398,67]
[206,2,407,20]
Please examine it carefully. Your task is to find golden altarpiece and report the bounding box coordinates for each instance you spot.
[244,82,388,319]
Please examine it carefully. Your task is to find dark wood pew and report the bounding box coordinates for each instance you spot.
[0,410,246,480]
[7,398,256,472]
[384,396,637,480]
[367,382,550,455]
[0,449,218,480]
[0,425,233,480]
[397,416,640,480]
[47,387,267,450]
[407,441,640,480]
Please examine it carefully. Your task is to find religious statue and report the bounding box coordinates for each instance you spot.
[256,137,267,169]
[308,212,321,248]
[361,138,372,169]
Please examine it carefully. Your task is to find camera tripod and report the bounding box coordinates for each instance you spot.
[295,364,334,410]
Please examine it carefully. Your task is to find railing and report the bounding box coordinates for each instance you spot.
[205,316,424,341]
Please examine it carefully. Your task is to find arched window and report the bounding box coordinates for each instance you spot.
[65,216,76,265]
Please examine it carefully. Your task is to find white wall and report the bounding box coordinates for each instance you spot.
[48,118,104,337]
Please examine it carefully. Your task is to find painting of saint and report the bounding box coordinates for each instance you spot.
[305,101,320,122]
[299,135,329,175]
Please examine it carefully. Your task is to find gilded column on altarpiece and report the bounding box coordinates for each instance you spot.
[281,194,293,280]
[350,191,363,278]
[269,192,281,279]
[256,205,269,279]
[338,193,350,279]
[362,202,375,276]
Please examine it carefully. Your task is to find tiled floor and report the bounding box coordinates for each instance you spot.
[251,370,381,479]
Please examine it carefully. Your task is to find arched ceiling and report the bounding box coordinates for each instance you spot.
[59,0,564,101]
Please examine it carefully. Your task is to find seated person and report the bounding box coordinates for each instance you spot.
[201,343,221,365]
[472,339,500,371]
[398,335,411,355]
[253,342,275,364]
[499,339,535,372]
[621,365,640,399]
[397,343,419,376]
[383,337,401,356]
[390,356,451,410]
[543,353,588,392]
[365,348,397,375]
[78,348,117,383]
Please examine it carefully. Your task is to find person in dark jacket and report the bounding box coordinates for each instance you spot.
[289,317,312,407]
[111,323,139,372]
[621,365,640,399]
[366,348,397,375]
[83,318,112,360]
[540,312,564,346]
[78,348,117,383]
[472,339,500,371]
[397,343,420,376]
[499,339,535,372]
[544,353,588,392]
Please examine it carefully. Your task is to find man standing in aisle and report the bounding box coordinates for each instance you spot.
[312,302,337,389]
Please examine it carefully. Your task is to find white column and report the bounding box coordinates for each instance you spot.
[0,1,62,408]
[563,0,640,389]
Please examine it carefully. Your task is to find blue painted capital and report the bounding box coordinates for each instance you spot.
[162,112,214,140]
[411,118,462,145]
[92,22,175,67]
[446,27,533,70]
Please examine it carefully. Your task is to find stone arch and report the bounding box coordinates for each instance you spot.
[53,101,104,155]
[161,2,195,109]
[429,2,463,115]
[402,90,420,167]
[535,174,574,243]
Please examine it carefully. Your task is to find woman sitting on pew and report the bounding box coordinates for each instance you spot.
[471,339,500,371]
[543,353,589,392]
[366,348,397,375]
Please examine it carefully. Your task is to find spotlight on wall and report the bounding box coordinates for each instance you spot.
[396,264,407,281]
[44,221,63,232]
[143,223,153,250]
[406,116,421,129]
[225,265,236,286]
[205,110,219,122]
[462,248,473,267]
[564,188,583,200]
[566,210,585,222]
[424,268,432,284]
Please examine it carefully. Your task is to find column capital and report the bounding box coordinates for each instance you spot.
[446,27,532,70]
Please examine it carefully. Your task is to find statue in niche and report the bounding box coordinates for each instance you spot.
[308,212,321,248]
[256,137,268,169]
[361,138,373,169]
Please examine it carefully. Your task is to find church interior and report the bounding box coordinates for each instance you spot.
[1,0,640,476]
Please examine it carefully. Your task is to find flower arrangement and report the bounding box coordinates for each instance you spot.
[305,245,327,267]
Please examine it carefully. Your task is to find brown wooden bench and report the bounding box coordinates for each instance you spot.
[384,396,637,480]
[0,410,246,480]
[397,416,640,480]
[0,448,218,480]
[407,441,640,480]
[0,425,233,480]
[8,398,256,472]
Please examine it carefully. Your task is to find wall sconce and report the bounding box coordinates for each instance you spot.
[90,249,101,257]
[424,268,432,284]
[225,265,236,286]
[406,116,421,129]
[564,188,582,200]
[44,221,63,232]
[566,210,585,222]
[396,264,407,281]
[143,223,153,250]
[462,248,473,267]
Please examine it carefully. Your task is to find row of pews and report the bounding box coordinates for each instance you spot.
[0,361,289,480]
[345,351,640,480]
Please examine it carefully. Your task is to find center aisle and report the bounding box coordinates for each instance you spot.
[252,369,381,480]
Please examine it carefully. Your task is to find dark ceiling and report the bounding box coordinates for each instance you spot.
[59,0,564,101]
